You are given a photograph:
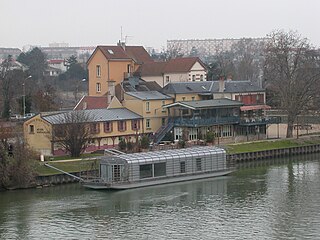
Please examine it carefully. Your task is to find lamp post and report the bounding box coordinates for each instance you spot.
[23,75,32,118]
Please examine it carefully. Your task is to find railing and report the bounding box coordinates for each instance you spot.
[173,116,240,127]
[239,116,281,125]
[153,119,174,144]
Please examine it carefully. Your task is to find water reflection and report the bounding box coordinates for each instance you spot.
[1,154,320,239]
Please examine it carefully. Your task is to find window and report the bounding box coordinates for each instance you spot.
[112,165,121,181]
[96,65,101,77]
[180,161,186,173]
[191,96,195,101]
[104,121,112,133]
[162,100,166,113]
[146,119,150,128]
[118,121,126,131]
[29,125,34,134]
[161,118,166,126]
[96,83,101,92]
[192,75,195,81]
[200,74,203,81]
[140,164,153,179]
[131,120,140,130]
[154,162,166,177]
[146,101,150,112]
[196,158,202,171]
[166,76,170,83]
[90,123,100,134]
[107,49,114,54]
[182,97,186,101]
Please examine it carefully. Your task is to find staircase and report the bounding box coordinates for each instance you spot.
[153,119,174,144]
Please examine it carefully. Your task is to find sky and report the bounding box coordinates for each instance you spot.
[1,0,320,50]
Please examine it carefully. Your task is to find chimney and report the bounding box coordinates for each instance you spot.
[107,91,112,105]
[108,80,115,97]
[219,76,225,92]
[117,40,126,50]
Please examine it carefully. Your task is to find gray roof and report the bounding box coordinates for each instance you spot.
[161,80,264,94]
[42,108,142,124]
[126,91,172,100]
[164,98,243,110]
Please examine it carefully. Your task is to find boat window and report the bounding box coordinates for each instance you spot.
[180,161,186,173]
[112,165,121,182]
[196,158,202,171]
[154,162,166,177]
[140,164,153,179]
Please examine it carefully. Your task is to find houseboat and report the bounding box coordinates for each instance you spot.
[82,146,234,190]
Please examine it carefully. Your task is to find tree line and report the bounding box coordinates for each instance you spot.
[0,48,87,120]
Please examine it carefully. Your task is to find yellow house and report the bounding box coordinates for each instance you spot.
[24,108,143,156]
[122,91,173,136]
[87,44,154,97]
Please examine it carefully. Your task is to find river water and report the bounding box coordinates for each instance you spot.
[1,154,320,240]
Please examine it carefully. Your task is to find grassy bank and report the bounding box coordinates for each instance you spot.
[225,137,320,154]
[36,158,99,176]
[36,136,320,176]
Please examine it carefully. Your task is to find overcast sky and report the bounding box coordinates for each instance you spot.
[1,0,319,50]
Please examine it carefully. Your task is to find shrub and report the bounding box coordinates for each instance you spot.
[118,139,127,151]
[178,139,186,148]
[140,136,150,149]
[206,131,215,143]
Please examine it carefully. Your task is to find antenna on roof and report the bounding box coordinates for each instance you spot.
[120,26,123,42]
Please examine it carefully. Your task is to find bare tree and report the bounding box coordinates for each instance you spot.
[52,110,94,157]
[231,38,265,81]
[264,30,320,138]
[159,42,184,61]
[0,124,36,189]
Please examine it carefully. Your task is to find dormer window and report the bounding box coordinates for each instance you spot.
[108,49,114,54]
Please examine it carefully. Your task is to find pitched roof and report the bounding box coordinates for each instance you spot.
[126,91,172,100]
[161,80,264,94]
[74,96,109,110]
[43,108,142,124]
[137,62,167,76]
[98,46,131,60]
[124,46,154,64]
[138,57,207,76]
[89,45,154,64]
[164,57,207,73]
[164,98,243,110]
[121,78,162,92]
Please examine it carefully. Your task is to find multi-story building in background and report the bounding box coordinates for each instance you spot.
[0,48,22,61]
[167,38,268,57]
[41,44,95,63]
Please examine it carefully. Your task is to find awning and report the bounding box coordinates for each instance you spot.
[240,105,271,111]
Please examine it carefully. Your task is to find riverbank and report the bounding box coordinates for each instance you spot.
[3,136,320,191]
[36,136,320,176]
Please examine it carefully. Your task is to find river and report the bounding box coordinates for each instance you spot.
[1,154,320,240]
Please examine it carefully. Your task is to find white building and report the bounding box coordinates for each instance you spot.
[138,57,207,87]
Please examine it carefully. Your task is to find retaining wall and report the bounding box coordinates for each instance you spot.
[227,144,320,164]
[36,144,320,186]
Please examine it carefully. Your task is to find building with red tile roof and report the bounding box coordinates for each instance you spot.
[137,57,207,87]
[87,43,154,97]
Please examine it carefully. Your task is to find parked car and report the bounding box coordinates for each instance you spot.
[10,114,22,120]
[24,113,35,118]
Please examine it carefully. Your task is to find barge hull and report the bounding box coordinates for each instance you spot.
[82,170,233,190]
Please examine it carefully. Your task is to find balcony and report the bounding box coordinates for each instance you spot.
[172,116,240,127]
[239,116,281,125]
